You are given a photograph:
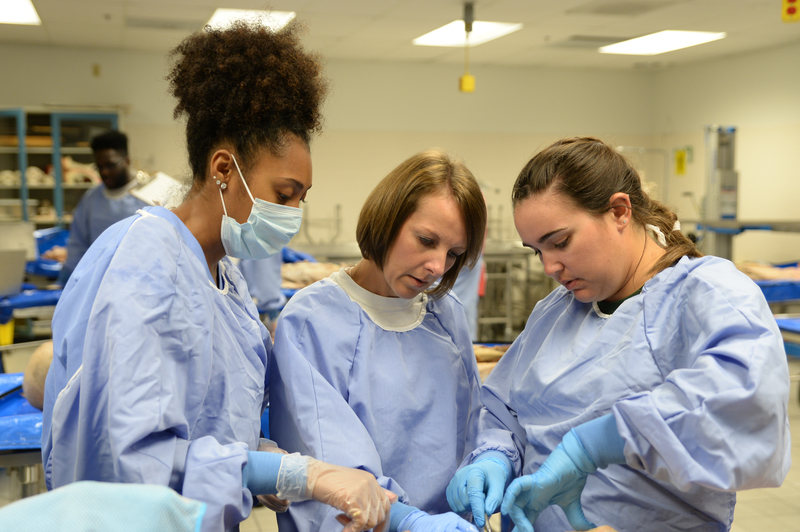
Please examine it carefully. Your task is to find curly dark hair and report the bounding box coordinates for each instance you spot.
[166,19,327,182]
[90,130,128,155]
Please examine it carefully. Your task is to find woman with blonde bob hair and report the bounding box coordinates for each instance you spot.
[448,137,790,532]
[270,149,486,532]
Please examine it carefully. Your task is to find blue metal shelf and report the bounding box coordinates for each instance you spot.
[0,109,119,226]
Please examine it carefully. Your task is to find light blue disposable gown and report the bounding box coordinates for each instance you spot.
[269,275,483,532]
[471,255,790,531]
[61,182,149,281]
[239,253,287,314]
[452,255,483,342]
[42,206,270,532]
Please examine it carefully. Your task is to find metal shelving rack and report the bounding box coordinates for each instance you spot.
[477,242,553,343]
[0,108,118,226]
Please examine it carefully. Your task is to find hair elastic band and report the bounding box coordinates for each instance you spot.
[645,224,667,247]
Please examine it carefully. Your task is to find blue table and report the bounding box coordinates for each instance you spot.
[757,280,800,304]
[774,318,800,405]
[25,259,62,280]
[0,289,62,326]
[0,373,43,498]
[776,317,800,359]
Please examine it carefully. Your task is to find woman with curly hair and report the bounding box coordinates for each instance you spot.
[41,20,394,532]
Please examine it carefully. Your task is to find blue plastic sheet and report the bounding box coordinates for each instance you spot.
[0,373,23,396]
[33,227,69,255]
[280,288,298,300]
[281,247,317,264]
[696,224,774,235]
[26,259,63,279]
[756,280,800,303]
[776,318,800,360]
[279,247,315,301]
[0,373,42,451]
[776,318,800,335]
[0,289,62,325]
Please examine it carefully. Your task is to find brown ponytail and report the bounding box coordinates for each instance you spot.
[512,136,701,275]
[640,196,702,274]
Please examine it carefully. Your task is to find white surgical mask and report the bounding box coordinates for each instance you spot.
[219,154,303,259]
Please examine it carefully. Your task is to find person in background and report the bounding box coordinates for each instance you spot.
[42,20,394,532]
[447,137,790,531]
[239,253,287,336]
[57,130,148,284]
[270,149,487,532]
[451,247,484,342]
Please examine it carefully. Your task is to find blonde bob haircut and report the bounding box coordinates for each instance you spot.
[356,149,487,299]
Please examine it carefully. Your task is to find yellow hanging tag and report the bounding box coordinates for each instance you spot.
[674,149,687,176]
[783,0,800,22]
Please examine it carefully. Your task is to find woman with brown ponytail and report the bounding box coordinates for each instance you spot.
[447,137,791,532]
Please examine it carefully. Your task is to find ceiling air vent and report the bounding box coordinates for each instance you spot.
[125,17,204,31]
[566,1,677,16]
[549,35,631,49]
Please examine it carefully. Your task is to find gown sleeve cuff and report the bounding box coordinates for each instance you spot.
[241,451,283,496]
[572,413,627,470]
[390,501,421,532]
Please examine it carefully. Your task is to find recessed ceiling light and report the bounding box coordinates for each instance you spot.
[206,9,295,30]
[413,20,523,47]
[0,0,42,26]
[599,30,726,55]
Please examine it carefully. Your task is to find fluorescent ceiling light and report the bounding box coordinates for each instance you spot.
[599,30,726,55]
[207,8,295,30]
[413,20,523,47]
[0,0,42,25]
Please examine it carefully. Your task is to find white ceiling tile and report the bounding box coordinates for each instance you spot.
[0,0,793,70]
[46,26,124,49]
[302,13,375,39]
[0,24,50,45]
[301,0,408,17]
[120,27,191,52]
[35,1,125,27]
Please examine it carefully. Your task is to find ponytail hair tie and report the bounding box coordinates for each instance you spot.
[645,224,667,247]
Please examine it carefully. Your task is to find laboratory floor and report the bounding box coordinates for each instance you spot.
[2,359,799,531]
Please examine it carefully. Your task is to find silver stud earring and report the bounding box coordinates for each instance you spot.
[220,183,227,189]
[215,179,221,185]
[623,220,627,224]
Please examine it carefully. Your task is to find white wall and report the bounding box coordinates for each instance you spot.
[0,44,187,178]
[2,39,798,261]
[653,41,800,263]
[0,43,655,245]
[307,60,656,243]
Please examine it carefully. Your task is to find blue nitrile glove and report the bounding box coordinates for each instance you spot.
[241,451,283,495]
[398,510,480,532]
[446,451,512,528]
[500,415,626,532]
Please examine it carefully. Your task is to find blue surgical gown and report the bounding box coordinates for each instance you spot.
[452,256,483,342]
[61,183,149,282]
[269,277,483,532]
[471,255,790,532]
[42,206,270,532]
[239,253,287,314]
